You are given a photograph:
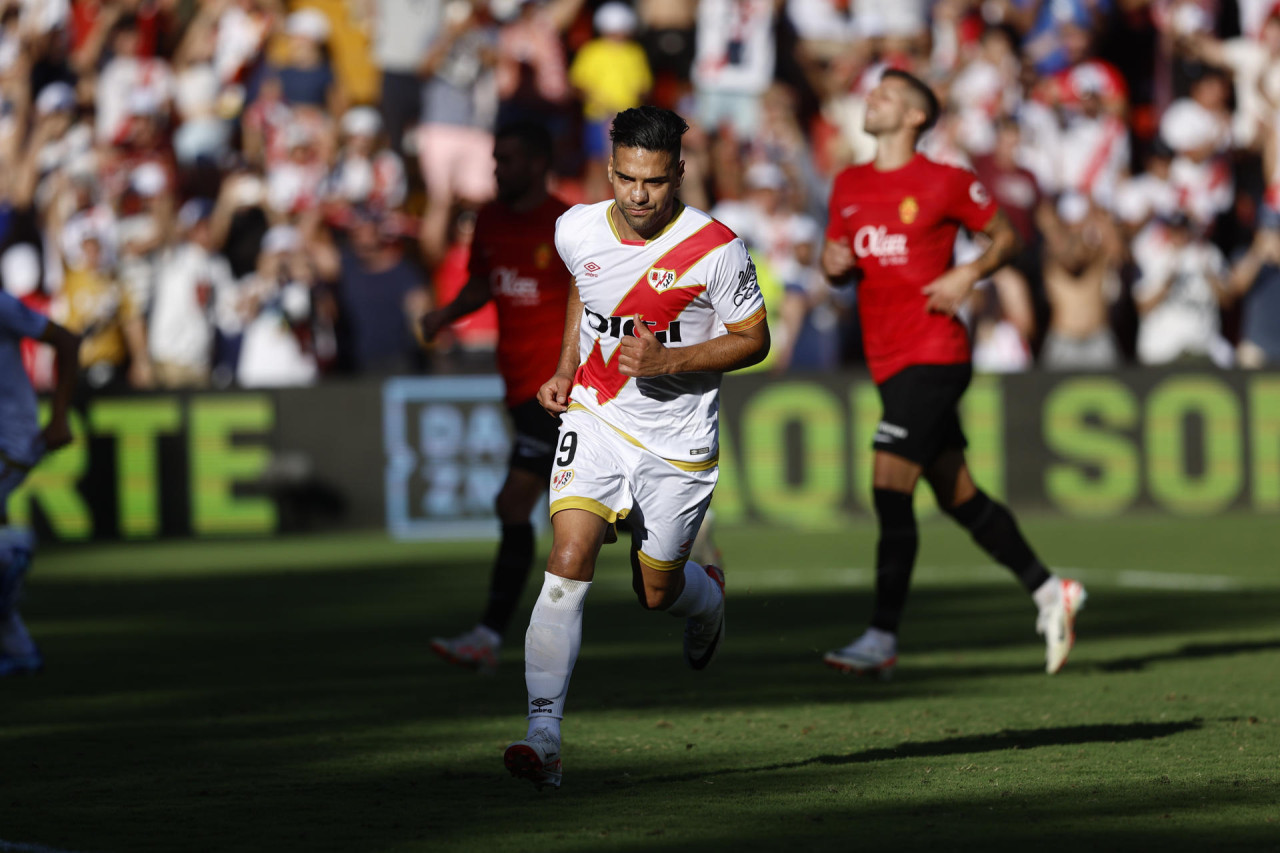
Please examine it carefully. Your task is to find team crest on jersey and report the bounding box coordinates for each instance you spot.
[535,243,553,269]
[552,469,574,491]
[969,181,990,206]
[647,267,678,292]
[899,196,919,224]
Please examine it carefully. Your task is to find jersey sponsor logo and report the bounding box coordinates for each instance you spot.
[647,267,678,291]
[551,469,574,491]
[577,221,735,406]
[492,266,540,303]
[732,257,760,306]
[969,180,991,206]
[853,226,909,265]
[584,307,685,343]
[899,196,918,224]
[583,261,602,277]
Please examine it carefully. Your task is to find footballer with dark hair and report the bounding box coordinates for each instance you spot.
[821,69,1087,678]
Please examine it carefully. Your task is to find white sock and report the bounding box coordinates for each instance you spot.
[1032,576,1062,611]
[865,627,896,652]
[524,573,590,735]
[666,560,718,618]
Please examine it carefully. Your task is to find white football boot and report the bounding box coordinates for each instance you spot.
[1037,578,1087,674]
[823,628,898,680]
[504,728,562,789]
[684,564,725,670]
[429,624,499,673]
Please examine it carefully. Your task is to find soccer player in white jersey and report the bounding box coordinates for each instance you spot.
[502,106,769,789]
[0,291,80,675]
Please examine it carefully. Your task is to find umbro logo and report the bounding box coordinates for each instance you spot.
[583,261,602,277]
[531,698,553,707]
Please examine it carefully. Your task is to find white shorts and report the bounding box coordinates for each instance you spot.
[549,408,717,572]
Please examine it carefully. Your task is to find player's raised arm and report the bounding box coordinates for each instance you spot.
[537,282,583,415]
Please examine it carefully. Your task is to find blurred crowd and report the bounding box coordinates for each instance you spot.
[5,0,1280,393]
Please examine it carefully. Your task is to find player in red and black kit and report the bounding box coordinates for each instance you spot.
[419,121,572,671]
[821,70,1086,678]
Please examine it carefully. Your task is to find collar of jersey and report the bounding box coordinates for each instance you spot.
[606,201,686,246]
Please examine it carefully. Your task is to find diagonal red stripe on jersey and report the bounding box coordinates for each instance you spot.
[579,220,737,406]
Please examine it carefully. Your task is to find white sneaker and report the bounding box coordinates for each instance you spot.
[690,509,723,569]
[430,625,499,673]
[684,564,725,670]
[1037,578,1087,674]
[504,728,562,789]
[823,629,898,680]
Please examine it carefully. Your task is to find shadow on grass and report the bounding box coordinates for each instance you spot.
[646,720,1203,784]
[1094,639,1280,673]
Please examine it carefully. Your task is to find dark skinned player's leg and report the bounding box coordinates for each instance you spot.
[924,450,1051,594]
[480,466,547,637]
[868,451,924,634]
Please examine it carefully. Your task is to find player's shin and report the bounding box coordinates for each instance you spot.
[524,572,591,739]
[870,489,918,634]
[666,560,717,618]
[481,522,537,636]
[944,490,1050,592]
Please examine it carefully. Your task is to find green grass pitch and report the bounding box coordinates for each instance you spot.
[0,514,1277,852]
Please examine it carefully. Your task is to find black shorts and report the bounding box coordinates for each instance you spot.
[873,363,971,466]
[508,398,560,478]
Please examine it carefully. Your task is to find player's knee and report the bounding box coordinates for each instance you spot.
[545,540,595,580]
[638,583,677,611]
[872,488,916,535]
[941,488,993,529]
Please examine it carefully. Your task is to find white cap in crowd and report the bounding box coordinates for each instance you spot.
[262,225,302,255]
[130,162,168,198]
[594,2,638,35]
[1,244,41,299]
[35,82,76,116]
[1057,192,1091,225]
[341,106,382,138]
[286,8,331,42]
[1160,99,1219,153]
[745,161,787,191]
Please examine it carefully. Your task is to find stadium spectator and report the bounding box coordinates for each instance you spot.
[1230,224,1280,367]
[1134,210,1234,366]
[820,70,1085,679]
[691,0,778,140]
[0,289,79,676]
[148,198,237,389]
[415,0,500,268]
[330,207,428,375]
[569,2,652,202]
[237,224,320,388]
[372,0,442,157]
[493,0,580,127]
[420,121,570,673]
[266,8,343,114]
[322,106,407,219]
[1039,192,1124,371]
[635,0,696,109]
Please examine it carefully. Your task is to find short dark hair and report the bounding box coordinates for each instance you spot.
[882,69,941,136]
[609,106,688,163]
[495,119,553,163]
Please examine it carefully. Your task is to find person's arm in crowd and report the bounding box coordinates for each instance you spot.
[418,271,493,344]
[544,0,589,32]
[1134,263,1175,315]
[12,110,63,210]
[1230,229,1280,297]
[70,2,122,77]
[173,2,220,71]
[37,320,81,452]
[1182,32,1228,69]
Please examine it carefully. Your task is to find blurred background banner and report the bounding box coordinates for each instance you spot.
[8,367,1278,543]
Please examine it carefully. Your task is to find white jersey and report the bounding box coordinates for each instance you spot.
[555,201,765,466]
